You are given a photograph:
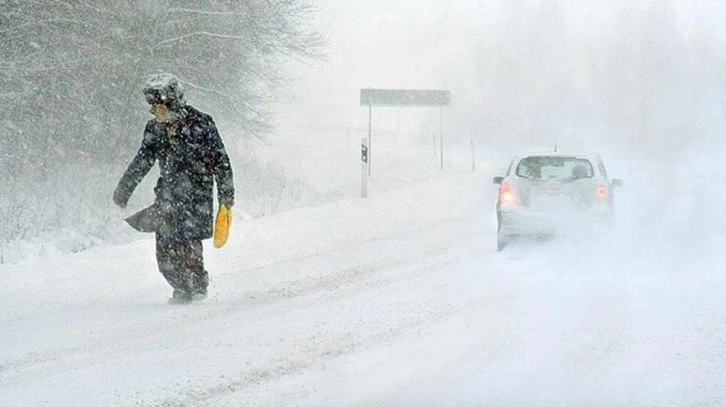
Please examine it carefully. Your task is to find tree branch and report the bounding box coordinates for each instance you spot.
[153,31,246,48]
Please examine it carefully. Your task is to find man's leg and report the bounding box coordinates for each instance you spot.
[181,240,208,300]
[155,235,192,302]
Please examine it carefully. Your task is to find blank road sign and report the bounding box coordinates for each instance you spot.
[360,89,451,107]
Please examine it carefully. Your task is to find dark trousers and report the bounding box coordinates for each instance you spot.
[155,236,208,294]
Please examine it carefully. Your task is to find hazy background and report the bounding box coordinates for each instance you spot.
[274,0,726,262]
[1,0,725,262]
[279,0,725,153]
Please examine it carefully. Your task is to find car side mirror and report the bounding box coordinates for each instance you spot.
[611,178,623,187]
[492,176,504,185]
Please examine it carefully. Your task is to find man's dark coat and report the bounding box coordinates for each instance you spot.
[115,106,235,242]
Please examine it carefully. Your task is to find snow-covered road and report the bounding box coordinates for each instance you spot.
[2,171,725,406]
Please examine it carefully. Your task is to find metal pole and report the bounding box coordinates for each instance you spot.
[361,138,369,198]
[471,137,476,172]
[368,103,372,176]
[439,107,444,171]
[432,131,437,157]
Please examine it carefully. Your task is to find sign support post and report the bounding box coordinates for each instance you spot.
[367,103,372,176]
[432,131,437,157]
[471,137,476,172]
[361,138,369,198]
[439,106,444,171]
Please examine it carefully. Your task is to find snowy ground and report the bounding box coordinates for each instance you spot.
[2,140,726,406]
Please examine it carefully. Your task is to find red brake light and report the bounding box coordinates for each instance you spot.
[500,183,515,203]
[596,186,608,200]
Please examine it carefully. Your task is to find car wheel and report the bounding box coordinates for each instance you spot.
[496,214,511,251]
[496,233,507,251]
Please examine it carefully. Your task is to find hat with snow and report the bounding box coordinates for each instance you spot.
[142,73,186,106]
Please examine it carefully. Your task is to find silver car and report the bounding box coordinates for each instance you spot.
[493,152,623,251]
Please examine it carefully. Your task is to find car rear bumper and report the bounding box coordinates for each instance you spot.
[498,204,613,236]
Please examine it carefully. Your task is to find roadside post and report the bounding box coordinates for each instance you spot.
[439,106,444,171]
[432,131,437,157]
[471,137,476,172]
[367,102,372,176]
[361,138,369,198]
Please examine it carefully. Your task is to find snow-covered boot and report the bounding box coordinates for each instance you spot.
[168,289,192,305]
[191,287,207,302]
[190,271,209,302]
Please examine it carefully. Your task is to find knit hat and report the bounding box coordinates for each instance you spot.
[142,73,186,106]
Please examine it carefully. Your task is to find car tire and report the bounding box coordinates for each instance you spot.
[496,233,507,251]
[496,214,511,251]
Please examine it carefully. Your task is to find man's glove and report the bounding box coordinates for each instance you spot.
[213,203,232,249]
[220,199,234,208]
[113,187,129,208]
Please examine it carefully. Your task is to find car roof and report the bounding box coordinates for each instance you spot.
[511,150,602,163]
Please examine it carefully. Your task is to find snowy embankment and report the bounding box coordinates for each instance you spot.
[2,145,726,406]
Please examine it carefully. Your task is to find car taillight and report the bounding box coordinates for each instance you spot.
[500,183,515,203]
[596,185,608,200]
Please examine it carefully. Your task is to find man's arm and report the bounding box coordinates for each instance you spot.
[207,117,235,207]
[113,124,157,208]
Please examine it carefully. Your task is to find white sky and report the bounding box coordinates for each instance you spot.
[276,0,725,150]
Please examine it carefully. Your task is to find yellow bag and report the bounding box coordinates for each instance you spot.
[213,204,232,248]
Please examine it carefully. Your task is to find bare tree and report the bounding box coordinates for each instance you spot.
[0,0,323,169]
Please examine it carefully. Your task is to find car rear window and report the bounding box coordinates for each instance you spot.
[515,156,594,181]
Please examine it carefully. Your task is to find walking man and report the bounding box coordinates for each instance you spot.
[113,73,235,304]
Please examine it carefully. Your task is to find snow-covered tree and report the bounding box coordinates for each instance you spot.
[0,0,322,172]
[0,0,322,251]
